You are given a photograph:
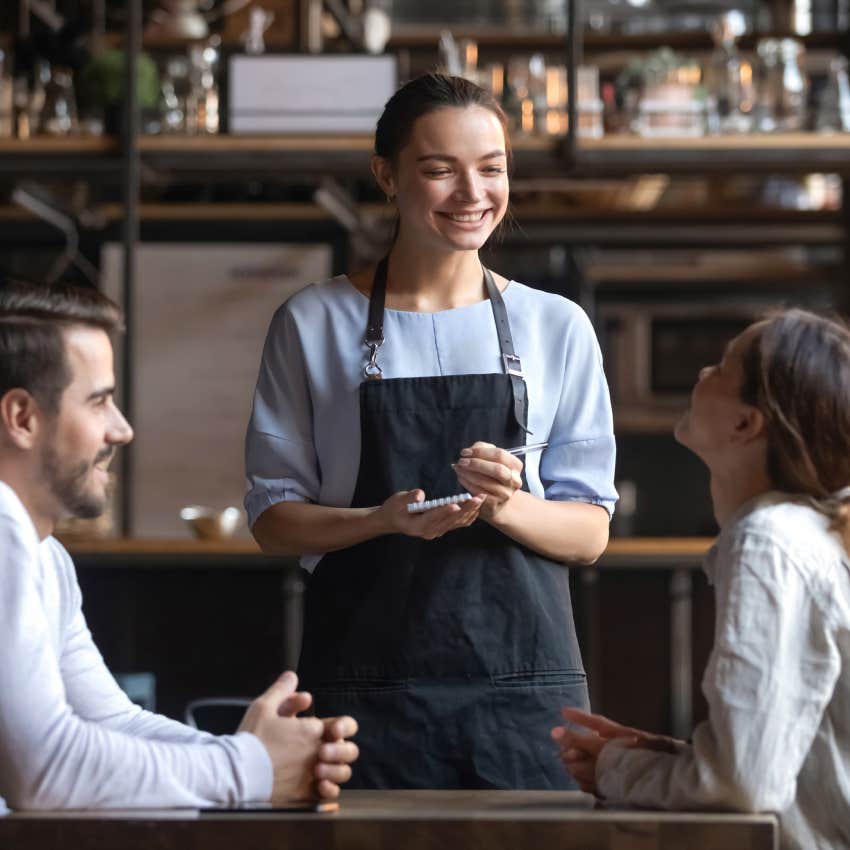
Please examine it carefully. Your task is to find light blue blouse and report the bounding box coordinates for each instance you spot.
[245,276,618,572]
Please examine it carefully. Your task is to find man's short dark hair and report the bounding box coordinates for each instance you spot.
[0,280,123,415]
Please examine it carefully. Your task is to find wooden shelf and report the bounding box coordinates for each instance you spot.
[93,25,845,52]
[576,132,850,175]
[594,30,843,51]
[0,137,118,154]
[388,26,844,51]
[2,133,849,177]
[62,537,261,556]
[389,26,568,49]
[132,132,850,177]
[0,135,121,177]
[582,133,850,151]
[137,134,371,152]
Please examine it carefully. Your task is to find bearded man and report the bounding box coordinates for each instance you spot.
[0,280,358,810]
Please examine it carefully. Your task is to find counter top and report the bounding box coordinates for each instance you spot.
[0,790,778,850]
[62,536,716,567]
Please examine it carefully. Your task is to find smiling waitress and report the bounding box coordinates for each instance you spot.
[245,73,618,789]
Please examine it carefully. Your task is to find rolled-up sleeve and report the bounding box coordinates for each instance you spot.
[540,308,617,516]
[245,302,320,528]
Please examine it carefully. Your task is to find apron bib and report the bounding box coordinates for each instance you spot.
[298,258,589,788]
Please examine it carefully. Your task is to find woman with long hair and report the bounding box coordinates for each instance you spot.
[553,309,850,849]
[245,73,617,789]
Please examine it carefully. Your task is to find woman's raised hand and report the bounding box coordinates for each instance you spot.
[377,489,484,540]
[452,441,524,521]
[551,707,681,796]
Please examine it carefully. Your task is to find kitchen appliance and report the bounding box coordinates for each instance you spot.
[596,278,835,432]
[599,300,757,431]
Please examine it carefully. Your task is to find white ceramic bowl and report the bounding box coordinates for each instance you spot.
[179,505,242,539]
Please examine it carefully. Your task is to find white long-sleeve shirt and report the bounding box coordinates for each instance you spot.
[596,492,850,850]
[0,480,272,811]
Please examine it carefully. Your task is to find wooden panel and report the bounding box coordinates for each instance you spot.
[101,242,332,538]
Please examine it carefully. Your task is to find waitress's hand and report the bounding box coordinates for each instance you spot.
[452,442,523,521]
[377,489,484,540]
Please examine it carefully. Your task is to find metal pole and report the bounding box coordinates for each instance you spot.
[580,569,602,710]
[19,0,31,37]
[282,567,305,670]
[564,0,580,171]
[120,0,141,536]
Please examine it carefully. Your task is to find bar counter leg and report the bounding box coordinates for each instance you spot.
[669,567,693,740]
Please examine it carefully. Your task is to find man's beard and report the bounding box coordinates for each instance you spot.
[40,444,113,520]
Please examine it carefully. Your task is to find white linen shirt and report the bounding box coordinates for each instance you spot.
[0,480,272,811]
[596,492,850,850]
[245,276,618,572]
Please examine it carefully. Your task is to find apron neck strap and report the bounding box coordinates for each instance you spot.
[365,255,388,349]
[482,267,523,379]
[364,257,525,382]
[362,256,388,379]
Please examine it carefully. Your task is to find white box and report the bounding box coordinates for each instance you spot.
[228,54,397,133]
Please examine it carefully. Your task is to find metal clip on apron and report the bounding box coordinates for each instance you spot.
[298,257,589,789]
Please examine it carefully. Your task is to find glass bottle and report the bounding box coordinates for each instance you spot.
[815,56,850,133]
[28,59,49,135]
[40,66,79,136]
[158,62,185,134]
[707,11,752,133]
[189,40,220,135]
[0,48,13,138]
[753,38,808,133]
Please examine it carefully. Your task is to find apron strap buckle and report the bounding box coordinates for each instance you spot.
[364,338,384,380]
[503,353,524,378]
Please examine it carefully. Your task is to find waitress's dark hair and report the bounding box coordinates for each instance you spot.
[374,73,512,168]
[739,308,850,550]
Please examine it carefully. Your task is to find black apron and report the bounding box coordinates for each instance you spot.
[298,258,589,789]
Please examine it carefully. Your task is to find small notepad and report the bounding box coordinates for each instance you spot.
[407,493,473,514]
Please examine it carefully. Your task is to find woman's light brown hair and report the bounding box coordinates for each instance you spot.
[740,308,850,550]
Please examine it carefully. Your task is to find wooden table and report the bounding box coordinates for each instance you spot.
[0,790,778,850]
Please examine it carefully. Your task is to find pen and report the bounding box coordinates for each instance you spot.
[505,441,548,456]
[447,442,549,473]
[418,442,550,513]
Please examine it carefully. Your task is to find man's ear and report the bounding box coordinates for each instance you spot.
[0,389,44,450]
[371,155,396,200]
[733,405,766,444]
